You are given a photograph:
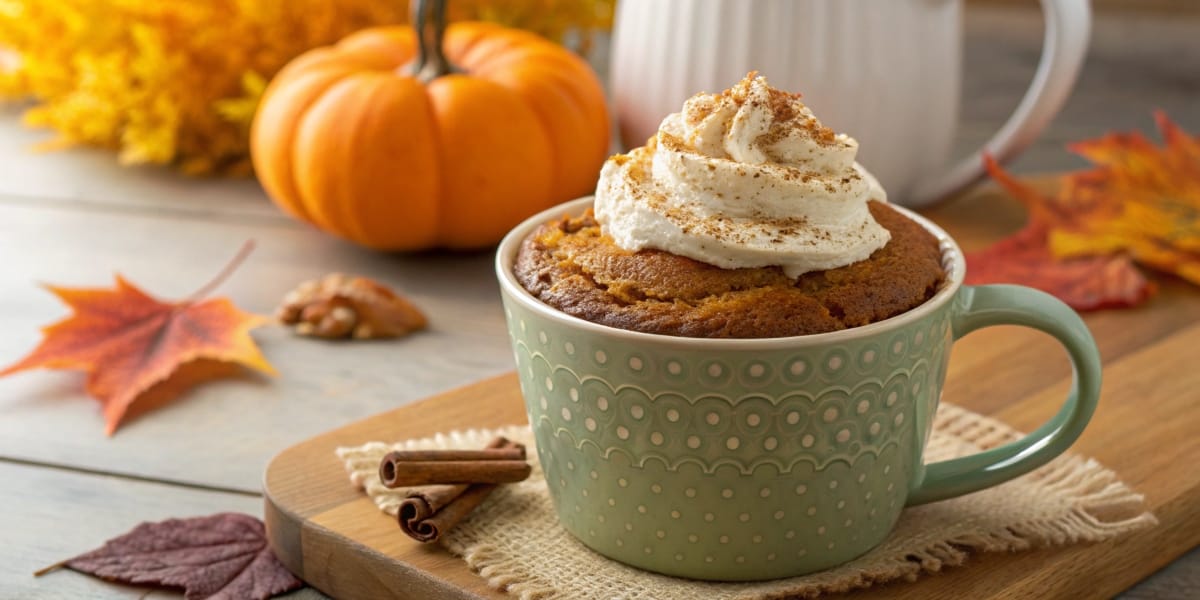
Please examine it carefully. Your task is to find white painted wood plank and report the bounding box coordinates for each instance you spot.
[0,460,327,599]
[0,200,515,493]
[0,105,284,222]
[0,6,1194,596]
[1120,547,1200,599]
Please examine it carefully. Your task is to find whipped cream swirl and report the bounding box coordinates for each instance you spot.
[594,74,890,278]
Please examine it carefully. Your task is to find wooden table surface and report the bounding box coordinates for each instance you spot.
[1,5,1196,599]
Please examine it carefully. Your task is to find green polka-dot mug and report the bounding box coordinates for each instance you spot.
[495,197,1101,581]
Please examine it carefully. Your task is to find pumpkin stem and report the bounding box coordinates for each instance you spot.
[411,0,459,80]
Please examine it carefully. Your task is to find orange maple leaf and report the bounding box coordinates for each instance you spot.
[0,245,275,435]
[1030,112,1199,283]
[965,156,1157,310]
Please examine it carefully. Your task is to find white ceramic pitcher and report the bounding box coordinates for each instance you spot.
[609,0,1090,206]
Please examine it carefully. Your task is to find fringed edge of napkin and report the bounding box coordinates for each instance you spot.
[336,407,1156,600]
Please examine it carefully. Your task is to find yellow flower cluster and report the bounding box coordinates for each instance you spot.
[0,0,613,175]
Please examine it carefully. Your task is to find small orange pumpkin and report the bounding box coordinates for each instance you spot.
[251,0,609,250]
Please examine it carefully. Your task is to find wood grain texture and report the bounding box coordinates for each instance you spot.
[265,375,521,600]
[1,4,1197,597]
[922,186,1200,419]
[0,200,512,493]
[0,461,325,599]
[262,184,1200,599]
[1122,547,1200,600]
[0,104,284,221]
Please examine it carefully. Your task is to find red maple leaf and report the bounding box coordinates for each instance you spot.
[37,513,304,600]
[0,243,275,434]
[965,156,1156,310]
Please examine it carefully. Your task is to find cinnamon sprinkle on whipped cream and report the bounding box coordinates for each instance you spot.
[594,73,890,278]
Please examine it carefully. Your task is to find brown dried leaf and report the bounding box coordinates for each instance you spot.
[278,273,427,339]
[39,513,303,600]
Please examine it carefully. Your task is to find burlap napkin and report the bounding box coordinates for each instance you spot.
[337,403,1155,599]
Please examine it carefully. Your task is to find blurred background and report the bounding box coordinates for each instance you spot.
[1,0,1196,189]
[0,1,1196,597]
[960,0,1198,173]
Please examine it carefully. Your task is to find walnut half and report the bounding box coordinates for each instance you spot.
[277,273,427,340]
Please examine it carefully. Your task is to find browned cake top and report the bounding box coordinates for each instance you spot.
[513,201,946,339]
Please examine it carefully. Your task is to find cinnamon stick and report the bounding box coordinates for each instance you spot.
[379,437,530,488]
[393,437,527,543]
[380,447,526,462]
[381,460,530,487]
[398,483,495,542]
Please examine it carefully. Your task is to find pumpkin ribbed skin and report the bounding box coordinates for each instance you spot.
[252,24,609,250]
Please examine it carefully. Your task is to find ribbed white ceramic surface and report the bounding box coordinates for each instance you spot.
[609,0,1090,205]
[611,0,960,201]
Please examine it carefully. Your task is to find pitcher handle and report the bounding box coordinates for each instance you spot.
[907,0,1091,206]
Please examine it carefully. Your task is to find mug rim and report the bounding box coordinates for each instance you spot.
[495,196,966,350]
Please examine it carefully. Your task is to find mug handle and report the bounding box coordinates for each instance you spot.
[907,0,1091,206]
[906,284,1101,505]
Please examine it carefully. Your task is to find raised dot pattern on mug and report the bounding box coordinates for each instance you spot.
[546,437,914,572]
[516,345,940,475]
[506,298,952,579]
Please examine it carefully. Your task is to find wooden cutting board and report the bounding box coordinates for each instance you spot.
[263,183,1200,599]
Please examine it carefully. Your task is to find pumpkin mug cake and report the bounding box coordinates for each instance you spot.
[514,74,945,338]
[495,74,1101,580]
